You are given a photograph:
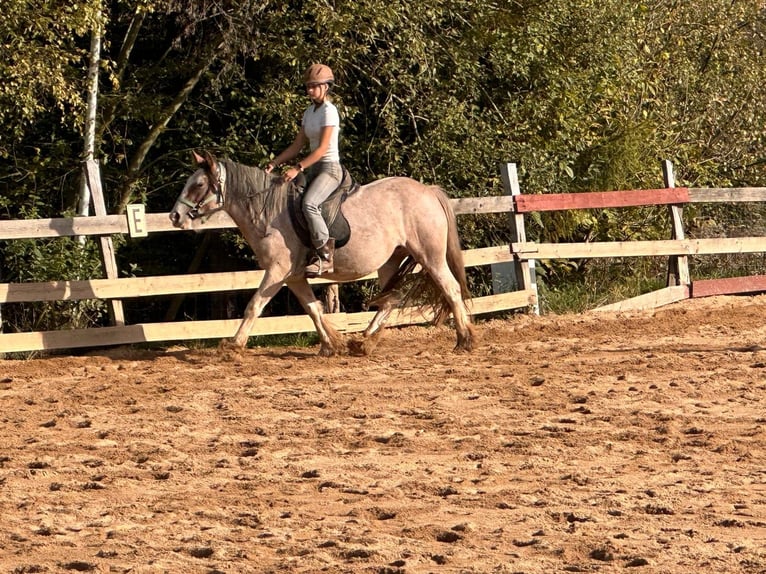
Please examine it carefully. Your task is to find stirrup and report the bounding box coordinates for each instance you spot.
[305,238,335,278]
[305,256,333,278]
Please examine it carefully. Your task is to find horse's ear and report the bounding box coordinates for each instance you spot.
[203,150,217,170]
[192,150,206,165]
[203,150,219,178]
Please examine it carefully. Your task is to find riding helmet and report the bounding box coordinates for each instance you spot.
[304,63,334,85]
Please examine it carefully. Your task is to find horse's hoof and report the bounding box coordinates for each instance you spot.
[347,339,367,356]
[454,335,475,353]
[318,338,344,357]
[219,338,245,354]
[454,325,476,353]
[347,337,376,356]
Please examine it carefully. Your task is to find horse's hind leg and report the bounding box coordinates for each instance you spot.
[415,256,474,352]
[348,254,406,356]
[348,291,400,356]
[438,268,474,351]
[286,280,345,356]
[432,267,474,351]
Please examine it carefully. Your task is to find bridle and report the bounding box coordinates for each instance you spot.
[178,163,227,222]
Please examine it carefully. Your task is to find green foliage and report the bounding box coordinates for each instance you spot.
[3,0,766,330]
[0,0,101,150]
[248,332,319,349]
[2,237,107,332]
[539,257,667,314]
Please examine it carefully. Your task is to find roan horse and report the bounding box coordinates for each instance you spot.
[169,150,474,356]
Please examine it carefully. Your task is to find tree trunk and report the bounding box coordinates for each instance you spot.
[97,9,145,143]
[77,7,102,219]
[115,53,219,214]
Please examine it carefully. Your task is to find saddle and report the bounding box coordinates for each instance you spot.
[287,167,360,250]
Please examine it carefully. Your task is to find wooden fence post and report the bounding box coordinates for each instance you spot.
[323,284,340,314]
[498,162,539,314]
[84,159,125,326]
[664,160,690,287]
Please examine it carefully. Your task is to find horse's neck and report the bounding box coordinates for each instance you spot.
[222,160,289,237]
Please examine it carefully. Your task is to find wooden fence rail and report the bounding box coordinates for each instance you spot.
[0,197,516,241]
[2,159,766,354]
[0,246,515,304]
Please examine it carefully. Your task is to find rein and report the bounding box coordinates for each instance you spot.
[179,160,288,228]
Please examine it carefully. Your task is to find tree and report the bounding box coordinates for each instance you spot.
[2,0,766,329]
[0,1,101,151]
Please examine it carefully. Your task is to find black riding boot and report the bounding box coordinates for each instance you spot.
[305,238,335,277]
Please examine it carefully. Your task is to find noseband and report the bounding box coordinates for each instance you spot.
[179,164,227,222]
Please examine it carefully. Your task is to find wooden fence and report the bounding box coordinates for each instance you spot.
[509,160,766,311]
[2,159,766,354]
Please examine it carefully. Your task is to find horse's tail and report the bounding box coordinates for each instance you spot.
[432,186,471,302]
[430,186,472,325]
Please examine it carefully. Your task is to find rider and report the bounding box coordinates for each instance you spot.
[265,63,342,277]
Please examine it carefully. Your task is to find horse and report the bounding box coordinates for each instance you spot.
[169,150,475,356]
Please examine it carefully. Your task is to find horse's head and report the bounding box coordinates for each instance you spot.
[169,150,225,230]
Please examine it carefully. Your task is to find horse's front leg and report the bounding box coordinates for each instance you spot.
[222,272,285,350]
[286,279,345,356]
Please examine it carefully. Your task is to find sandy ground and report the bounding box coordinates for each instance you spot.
[2,295,766,573]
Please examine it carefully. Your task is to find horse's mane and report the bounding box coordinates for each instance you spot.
[220,159,290,224]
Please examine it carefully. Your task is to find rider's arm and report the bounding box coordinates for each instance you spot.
[267,128,308,172]
[283,125,334,181]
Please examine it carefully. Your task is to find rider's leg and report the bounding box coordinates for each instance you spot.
[303,162,342,276]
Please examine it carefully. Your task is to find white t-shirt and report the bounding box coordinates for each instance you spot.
[301,101,340,162]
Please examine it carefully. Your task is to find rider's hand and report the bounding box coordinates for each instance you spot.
[265,162,277,174]
[283,166,299,182]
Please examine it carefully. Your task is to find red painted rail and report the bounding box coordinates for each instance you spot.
[690,275,766,298]
[514,187,690,213]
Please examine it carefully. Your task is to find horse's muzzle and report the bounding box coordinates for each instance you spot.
[169,210,189,229]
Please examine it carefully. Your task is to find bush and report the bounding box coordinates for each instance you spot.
[1,237,107,333]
